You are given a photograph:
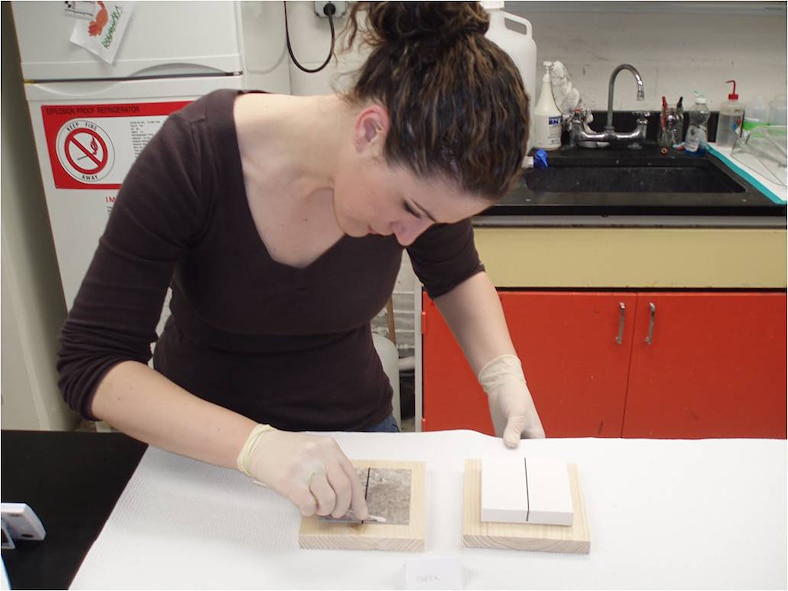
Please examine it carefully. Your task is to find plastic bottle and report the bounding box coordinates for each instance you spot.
[768,94,787,126]
[716,80,743,147]
[684,91,710,156]
[482,1,537,147]
[742,95,770,136]
[532,62,562,151]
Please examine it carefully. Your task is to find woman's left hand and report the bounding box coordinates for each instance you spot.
[479,354,545,447]
[432,273,546,446]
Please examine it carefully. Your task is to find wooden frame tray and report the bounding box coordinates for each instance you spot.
[299,460,425,552]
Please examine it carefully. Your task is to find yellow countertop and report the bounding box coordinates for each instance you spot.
[475,226,787,288]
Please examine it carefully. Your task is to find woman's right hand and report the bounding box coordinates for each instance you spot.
[237,425,369,519]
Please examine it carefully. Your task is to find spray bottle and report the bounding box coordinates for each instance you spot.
[532,62,562,151]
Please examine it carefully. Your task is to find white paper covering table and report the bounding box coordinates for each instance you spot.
[69,431,787,590]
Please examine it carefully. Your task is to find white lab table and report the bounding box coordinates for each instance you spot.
[70,431,787,589]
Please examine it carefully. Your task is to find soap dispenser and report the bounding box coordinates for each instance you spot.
[532,62,562,151]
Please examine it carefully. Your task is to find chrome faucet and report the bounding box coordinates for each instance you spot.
[571,63,650,147]
[606,64,644,131]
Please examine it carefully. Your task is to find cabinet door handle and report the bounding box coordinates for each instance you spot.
[645,302,656,345]
[615,302,626,344]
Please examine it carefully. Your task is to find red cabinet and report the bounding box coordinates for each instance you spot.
[423,291,636,437]
[422,290,787,439]
[623,292,787,438]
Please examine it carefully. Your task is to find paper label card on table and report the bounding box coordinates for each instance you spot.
[405,555,463,590]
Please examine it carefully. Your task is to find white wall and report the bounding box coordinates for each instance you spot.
[508,2,787,111]
[285,0,364,95]
[286,1,787,108]
[1,2,78,430]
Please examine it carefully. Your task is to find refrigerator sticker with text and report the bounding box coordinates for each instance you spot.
[70,1,134,64]
[41,101,190,190]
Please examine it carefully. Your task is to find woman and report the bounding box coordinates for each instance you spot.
[57,2,544,522]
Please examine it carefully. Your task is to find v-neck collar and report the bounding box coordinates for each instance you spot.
[222,90,357,275]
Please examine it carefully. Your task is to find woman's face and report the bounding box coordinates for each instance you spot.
[332,105,495,246]
[333,160,493,246]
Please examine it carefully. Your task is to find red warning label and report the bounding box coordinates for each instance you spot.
[42,101,190,190]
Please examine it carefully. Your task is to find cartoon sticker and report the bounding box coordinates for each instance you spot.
[69,1,134,64]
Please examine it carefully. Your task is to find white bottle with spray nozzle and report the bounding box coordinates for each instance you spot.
[532,62,562,151]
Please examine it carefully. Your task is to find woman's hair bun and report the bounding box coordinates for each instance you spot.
[342,1,529,198]
[360,2,489,49]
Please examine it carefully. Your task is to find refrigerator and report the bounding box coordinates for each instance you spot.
[11,1,291,310]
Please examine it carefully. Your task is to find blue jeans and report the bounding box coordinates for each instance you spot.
[363,415,400,433]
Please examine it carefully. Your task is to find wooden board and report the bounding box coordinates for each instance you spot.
[463,459,591,554]
[299,460,425,552]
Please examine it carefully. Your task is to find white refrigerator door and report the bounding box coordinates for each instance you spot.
[25,75,245,308]
[12,0,288,88]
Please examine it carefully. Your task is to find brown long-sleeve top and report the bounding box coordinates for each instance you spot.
[57,89,484,432]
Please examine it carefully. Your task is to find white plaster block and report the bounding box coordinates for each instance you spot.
[525,457,574,526]
[480,456,574,526]
[481,457,529,523]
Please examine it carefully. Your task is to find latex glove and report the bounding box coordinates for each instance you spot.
[478,354,546,447]
[237,425,369,519]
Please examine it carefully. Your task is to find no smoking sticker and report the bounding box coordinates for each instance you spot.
[56,120,115,183]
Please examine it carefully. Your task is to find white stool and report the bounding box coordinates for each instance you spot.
[372,332,401,428]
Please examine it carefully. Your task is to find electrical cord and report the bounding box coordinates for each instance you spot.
[284,1,336,74]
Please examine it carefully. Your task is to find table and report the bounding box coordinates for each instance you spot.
[1,430,146,589]
[3,430,787,589]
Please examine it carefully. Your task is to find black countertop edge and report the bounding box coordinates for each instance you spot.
[1,430,148,590]
[473,215,788,229]
[479,205,787,218]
